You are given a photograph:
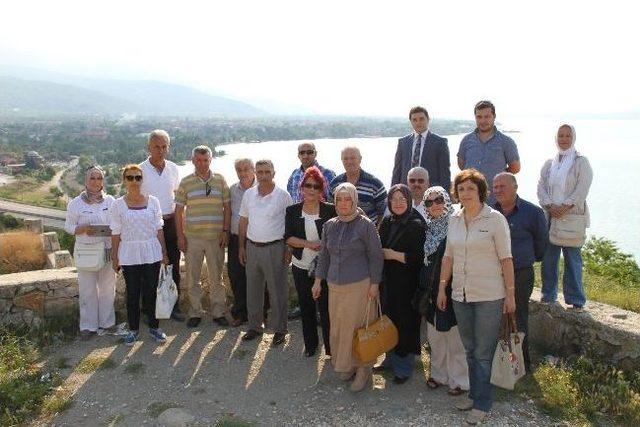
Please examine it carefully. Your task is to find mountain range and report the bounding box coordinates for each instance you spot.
[0,66,265,117]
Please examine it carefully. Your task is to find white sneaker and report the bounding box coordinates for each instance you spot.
[465,409,488,425]
[455,397,474,411]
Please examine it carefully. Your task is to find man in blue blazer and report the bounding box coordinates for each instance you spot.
[391,106,451,190]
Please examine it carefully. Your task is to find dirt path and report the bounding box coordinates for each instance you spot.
[36,320,555,427]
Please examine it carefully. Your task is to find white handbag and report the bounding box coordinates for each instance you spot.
[490,314,526,390]
[155,265,178,319]
[74,241,106,272]
[549,214,587,247]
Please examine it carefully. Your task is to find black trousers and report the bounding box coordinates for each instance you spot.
[292,265,330,354]
[123,262,161,331]
[163,217,181,309]
[514,266,535,370]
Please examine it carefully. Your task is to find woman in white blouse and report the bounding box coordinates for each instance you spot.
[65,165,116,339]
[437,169,515,425]
[111,164,169,346]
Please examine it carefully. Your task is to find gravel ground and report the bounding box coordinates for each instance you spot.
[36,319,558,426]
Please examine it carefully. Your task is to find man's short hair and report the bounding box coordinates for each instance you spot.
[255,159,274,170]
[147,129,170,146]
[409,106,429,120]
[191,145,212,158]
[494,172,518,187]
[474,100,496,116]
[297,142,316,151]
[341,146,362,158]
[451,168,489,203]
[234,158,254,169]
[408,166,429,180]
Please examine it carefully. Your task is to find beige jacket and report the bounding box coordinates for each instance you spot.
[537,152,593,226]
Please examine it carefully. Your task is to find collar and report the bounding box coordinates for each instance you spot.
[413,129,429,139]
[195,170,213,182]
[474,126,498,140]
[494,195,521,213]
[453,203,492,218]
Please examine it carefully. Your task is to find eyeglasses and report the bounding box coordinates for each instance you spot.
[408,178,426,184]
[88,176,104,181]
[298,150,315,156]
[425,196,445,207]
[303,183,322,190]
[125,175,142,182]
[205,182,212,196]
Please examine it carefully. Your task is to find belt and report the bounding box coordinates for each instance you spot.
[248,239,283,247]
[163,213,175,220]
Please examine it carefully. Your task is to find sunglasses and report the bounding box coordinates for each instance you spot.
[298,150,315,156]
[408,178,426,184]
[303,183,322,190]
[125,175,142,182]
[425,196,445,207]
[205,182,212,196]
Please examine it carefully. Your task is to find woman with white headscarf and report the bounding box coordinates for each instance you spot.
[64,165,116,339]
[417,186,469,395]
[537,124,593,310]
[312,182,384,393]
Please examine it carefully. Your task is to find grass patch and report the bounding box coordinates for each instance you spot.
[0,327,65,425]
[146,401,180,418]
[123,362,145,376]
[41,387,73,415]
[0,175,66,209]
[0,230,47,273]
[75,355,116,374]
[513,357,640,425]
[215,414,255,427]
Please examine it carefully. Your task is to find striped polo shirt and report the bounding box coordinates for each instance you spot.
[175,171,230,239]
[329,169,387,223]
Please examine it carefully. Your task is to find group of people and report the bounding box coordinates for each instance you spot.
[64,100,593,425]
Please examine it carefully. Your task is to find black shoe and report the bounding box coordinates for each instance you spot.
[187,317,201,328]
[272,332,287,347]
[171,310,185,321]
[372,364,389,373]
[242,329,263,341]
[393,376,409,385]
[213,316,229,327]
[305,348,317,357]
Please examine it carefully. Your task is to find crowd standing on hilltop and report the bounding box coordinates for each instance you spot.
[64,100,593,425]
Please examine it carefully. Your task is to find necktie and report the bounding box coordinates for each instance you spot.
[412,134,422,167]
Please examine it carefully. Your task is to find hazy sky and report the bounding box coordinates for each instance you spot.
[2,0,638,118]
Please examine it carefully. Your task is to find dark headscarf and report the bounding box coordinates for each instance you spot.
[387,184,413,224]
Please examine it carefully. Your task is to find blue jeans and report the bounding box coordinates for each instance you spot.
[382,351,416,379]
[453,299,503,412]
[541,243,585,307]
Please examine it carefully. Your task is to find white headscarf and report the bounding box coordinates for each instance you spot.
[548,124,577,204]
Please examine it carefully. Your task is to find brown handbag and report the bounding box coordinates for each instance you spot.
[352,298,399,363]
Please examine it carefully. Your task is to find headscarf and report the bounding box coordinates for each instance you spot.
[333,182,360,222]
[422,186,453,263]
[80,165,106,204]
[387,184,413,224]
[548,124,577,204]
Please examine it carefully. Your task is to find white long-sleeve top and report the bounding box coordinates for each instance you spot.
[109,195,164,266]
[65,195,115,249]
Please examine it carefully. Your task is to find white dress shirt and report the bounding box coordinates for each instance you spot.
[139,158,181,216]
[239,186,293,243]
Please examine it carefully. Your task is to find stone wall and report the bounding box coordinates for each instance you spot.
[2,268,638,373]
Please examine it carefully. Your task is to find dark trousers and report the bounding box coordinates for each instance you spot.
[514,266,535,371]
[163,217,181,311]
[292,265,330,354]
[123,262,161,331]
[228,234,247,320]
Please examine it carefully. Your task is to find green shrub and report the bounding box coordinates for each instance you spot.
[0,212,23,231]
[583,237,640,286]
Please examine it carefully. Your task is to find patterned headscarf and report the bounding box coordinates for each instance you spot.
[387,184,413,224]
[334,182,360,222]
[422,186,453,263]
[80,165,106,204]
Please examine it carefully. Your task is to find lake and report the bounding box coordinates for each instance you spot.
[178,118,640,261]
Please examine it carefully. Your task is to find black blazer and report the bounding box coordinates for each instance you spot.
[284,201,337,261]
[391,131,451,190]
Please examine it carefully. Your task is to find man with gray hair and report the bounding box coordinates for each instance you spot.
[238,159,293,346]
[492,172,547,371]
[407,166,430,220]
[139,129,183,320]
[329,146,387,224]
[175,145,231,328]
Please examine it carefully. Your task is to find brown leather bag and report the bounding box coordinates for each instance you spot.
[352,298,399,363]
